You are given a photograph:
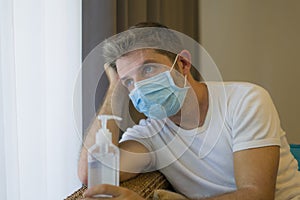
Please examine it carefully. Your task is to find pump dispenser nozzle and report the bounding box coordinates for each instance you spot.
[97,115,122,130]
[96,115,122,144]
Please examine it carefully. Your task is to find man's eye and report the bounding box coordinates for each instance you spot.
[142,65,154,75]
[124,79,133,88]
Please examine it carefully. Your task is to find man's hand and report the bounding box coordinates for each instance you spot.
[78,63,150,185]
[83,184,145,200]
[104,63,119,87]
[78,64,120,184]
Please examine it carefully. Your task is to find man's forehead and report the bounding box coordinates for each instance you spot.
[115,49,169,74]
[116,49,156,65]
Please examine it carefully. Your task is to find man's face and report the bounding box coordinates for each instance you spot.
[116,49,175,91]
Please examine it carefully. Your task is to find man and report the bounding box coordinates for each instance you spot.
[79,22,300,199]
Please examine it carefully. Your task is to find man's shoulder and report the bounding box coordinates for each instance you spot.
[207,81,268,97]
[206,81,272,115]
[207,81,263,90]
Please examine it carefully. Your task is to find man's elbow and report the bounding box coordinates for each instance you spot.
[78,167,87,185]
[78,150,88,185]
[120,171,139,182]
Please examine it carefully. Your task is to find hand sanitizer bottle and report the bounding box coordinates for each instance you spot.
[88,115,122,197]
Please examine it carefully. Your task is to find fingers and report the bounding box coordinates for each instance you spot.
[103,63,110,71]
[104,63,119,84]
[83,184,145,200]
[83,184,122,198]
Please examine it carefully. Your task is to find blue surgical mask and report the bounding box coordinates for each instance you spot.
[129,55,190,119]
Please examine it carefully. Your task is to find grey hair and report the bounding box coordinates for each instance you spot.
[102,26,184,70]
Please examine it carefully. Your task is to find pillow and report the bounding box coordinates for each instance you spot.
[153,189,189,200]
[65,171,171,200]
[290,144,300,170]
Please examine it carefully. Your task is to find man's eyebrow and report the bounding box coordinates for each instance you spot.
[120,75,130,81]
[141,59,160,65]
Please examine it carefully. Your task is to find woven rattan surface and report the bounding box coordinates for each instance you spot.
[65,171,170,200]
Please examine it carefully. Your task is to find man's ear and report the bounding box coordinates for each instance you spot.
[178,50,192,76]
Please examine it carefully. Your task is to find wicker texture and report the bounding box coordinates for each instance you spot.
[65,171,170,200]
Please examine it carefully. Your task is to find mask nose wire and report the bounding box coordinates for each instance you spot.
[170,54,187,87]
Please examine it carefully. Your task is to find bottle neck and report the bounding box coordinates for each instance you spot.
[96,129,112,145]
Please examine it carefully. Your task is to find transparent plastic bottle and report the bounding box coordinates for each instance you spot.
[88,115,122,197]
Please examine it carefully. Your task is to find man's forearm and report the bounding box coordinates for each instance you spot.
[196,187,274,200]
[78,85,120,184]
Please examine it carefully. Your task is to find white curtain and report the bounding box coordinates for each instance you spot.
[0,0,82,199]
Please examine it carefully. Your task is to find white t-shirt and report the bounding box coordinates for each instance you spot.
[120,82,300,199]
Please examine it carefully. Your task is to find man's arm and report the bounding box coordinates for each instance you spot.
[119,140,151,181]
[203,146,279,200]
[77,83,119,184]
[78,64,150,185]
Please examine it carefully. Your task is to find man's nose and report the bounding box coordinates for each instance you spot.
[134,75,145,83]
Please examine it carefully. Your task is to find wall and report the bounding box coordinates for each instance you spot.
[199,0,300,143]
[82,0,116,132]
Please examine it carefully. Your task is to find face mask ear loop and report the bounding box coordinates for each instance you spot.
[170,54,187,87]
[184,75,187,87]
[170,54,179,72]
